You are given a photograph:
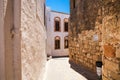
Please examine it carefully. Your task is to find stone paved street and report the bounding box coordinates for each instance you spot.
[43,57,98,80]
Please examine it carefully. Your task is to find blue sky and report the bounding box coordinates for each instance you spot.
[46,0,70,14]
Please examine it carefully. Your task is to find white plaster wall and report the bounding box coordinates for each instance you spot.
[46,7,52,56]
[21,0,46,80]
[0,0,5,80]
[1,0,46,80]
[0,1,21,80]
[46,9,69,56]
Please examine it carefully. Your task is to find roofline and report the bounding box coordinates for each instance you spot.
[51,10,70,15]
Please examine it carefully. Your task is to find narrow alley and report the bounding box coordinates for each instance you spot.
[0,0,120,80]
[44,57,98,80]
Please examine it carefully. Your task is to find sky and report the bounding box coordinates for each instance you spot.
[46,0,70,14]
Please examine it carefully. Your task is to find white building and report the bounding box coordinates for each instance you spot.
[46,7,69,57]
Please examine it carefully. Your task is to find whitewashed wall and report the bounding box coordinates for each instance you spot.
[46,8,69,56]
[21,0,46,80]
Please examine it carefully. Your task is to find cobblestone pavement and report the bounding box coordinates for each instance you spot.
[43,57,98,80]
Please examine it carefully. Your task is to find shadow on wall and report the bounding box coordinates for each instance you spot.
[70,0,102,35]
[69,60,98,80]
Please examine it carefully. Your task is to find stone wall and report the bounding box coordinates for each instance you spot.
[102,0,120,80]
[21,0,46,80]
[69,0,102,71]
[69,29,102,71]
[0,0,46,80]
[70,0,120,80]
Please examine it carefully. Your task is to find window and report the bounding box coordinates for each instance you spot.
[54,17,60,31]
[64,36,69,48]
[64,18,69,32]
[64,22,68,32]
[55,36,60,49]
[55,21,60,31]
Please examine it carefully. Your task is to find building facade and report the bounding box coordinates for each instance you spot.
[69,0,120,80]
[0,0,46,80]
[46,7,69,57]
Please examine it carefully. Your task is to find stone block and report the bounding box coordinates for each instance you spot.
[102,67,108,78]
[86,53,92,59]
[93,55,98,61]
[116,48,120,58]
[84,57,88,62]
[92,60,96,66]
[103,45,116,58]
[96,46,100,51]
[90,60,93,64]
[104,59,120,73]
[89,64,93,69]
[110,72,120,80]
[102,75,109,80]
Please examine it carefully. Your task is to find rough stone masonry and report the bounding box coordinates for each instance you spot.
[69,0,120,80]
[102,0,120,80]
[69,0,102,71]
